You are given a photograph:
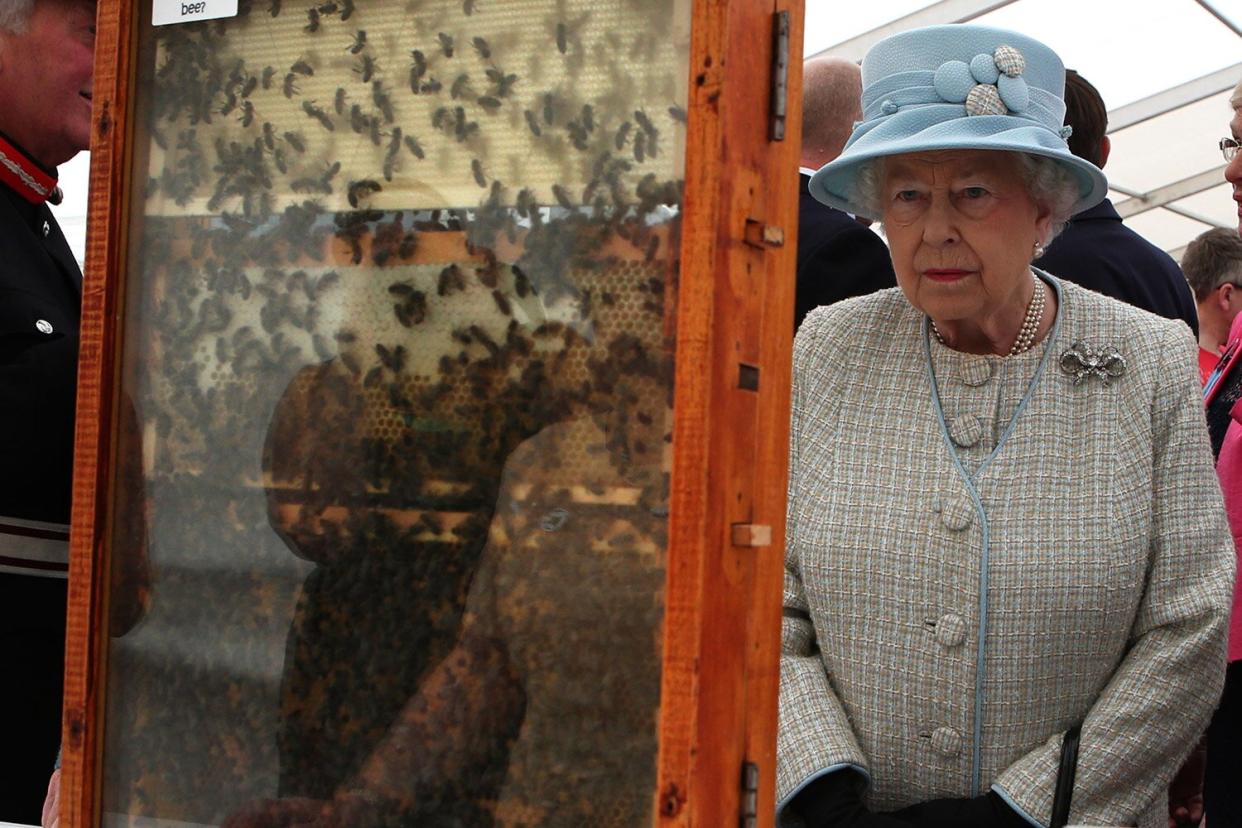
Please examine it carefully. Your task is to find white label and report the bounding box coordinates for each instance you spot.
[152,0,238,26]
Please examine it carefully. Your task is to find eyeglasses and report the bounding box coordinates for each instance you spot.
[1223,137,1241,162]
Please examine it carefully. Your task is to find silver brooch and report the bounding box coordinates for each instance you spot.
[1059,342,1126,385]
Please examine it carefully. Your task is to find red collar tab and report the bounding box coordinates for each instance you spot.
[0,134,58,205]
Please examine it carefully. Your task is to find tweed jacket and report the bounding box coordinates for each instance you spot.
[778,276,1235,828]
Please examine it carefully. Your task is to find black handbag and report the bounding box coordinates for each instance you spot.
[1050,723,1082,828]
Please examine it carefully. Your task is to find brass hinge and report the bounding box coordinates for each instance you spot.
[769,11,790,141]
[740,761,760,828]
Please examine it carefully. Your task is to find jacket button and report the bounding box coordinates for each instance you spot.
[35,319,54,334]
[934,613,967,647]
[42,220,50,238]
[931,726,962,757]
[938,495,974,531]
[959,359,994,386]
[947,413,983,447]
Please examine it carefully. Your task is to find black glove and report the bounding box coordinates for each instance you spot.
[886,792,1030,828]
[788,770,914,828]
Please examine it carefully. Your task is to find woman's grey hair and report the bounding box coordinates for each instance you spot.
[0,0,35,33]
[854,151,1080,249]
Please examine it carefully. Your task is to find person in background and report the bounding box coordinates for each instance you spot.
[1035,69,1199,337]
[1204,72,1242,828]
[1183,228,1242,383]
[780,23,1233,828]
[795,55,896,330]
[0,0,94,823]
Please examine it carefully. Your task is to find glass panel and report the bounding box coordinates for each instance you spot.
[100,1,690,825]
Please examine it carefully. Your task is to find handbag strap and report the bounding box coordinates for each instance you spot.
[1050,722,1082,828]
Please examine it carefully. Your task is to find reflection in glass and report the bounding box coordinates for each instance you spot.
[101,0,689,825]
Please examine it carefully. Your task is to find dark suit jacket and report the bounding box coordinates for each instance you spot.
[796,172,896,331]
[0,182,82,528]
[1034,198,1198,337]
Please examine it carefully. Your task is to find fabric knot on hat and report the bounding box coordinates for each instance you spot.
[934,45,1030,117]
[1059,124,1074,140]
[881,99,899,115]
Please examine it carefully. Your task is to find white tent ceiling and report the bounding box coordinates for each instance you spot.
[805,0,1242,261]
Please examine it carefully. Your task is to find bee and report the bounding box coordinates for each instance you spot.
[491,290,511,316]
[334,87,347,114]
[240,100,256,127]
[403,135,425,159]
[282,73,299,99]
[268,0,281,15]
[476,254,500,288]
[476,95,501,113]
[486,67,518,97]
[350,103,368,134]
[463,0,477,14]
[340,0,355,21]
[523,109,542,137]
[470,158,486,188]
[515,187,535,217]
[261,66,276,89]
[383,128,402,181]
[513,265,532,297]
[375,343,406,372]
[633,129,646,162]
[420,78,443,94]
[644,234,661,262]
[438,264,466,296]
[373,81,395,123]
[432,107,450,130]
[634,109,657,138]
[273,147,288,174]
[437,32,454,58]
[262,121,276,149]
[614,121,632,150]
[555,22,567,54]
[668,104,687,123]
[241,74,258,97]
[305,6,320,32]
[302,100,335,131]
[410,49,427,77]
[355,55,377,83]
[472,36,490,59]
[450,73,471,99]
[290,58,314,76]
[347,30,367,54]
[543,93,555,124]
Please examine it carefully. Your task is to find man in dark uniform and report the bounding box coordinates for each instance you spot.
[1035,69,1199,336]
[796,56,896,331]
[0,0,95,822]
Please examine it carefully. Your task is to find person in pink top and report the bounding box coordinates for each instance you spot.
[1204,73,1242,827]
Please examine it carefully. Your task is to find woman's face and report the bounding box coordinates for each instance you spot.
[880,150,1052,325]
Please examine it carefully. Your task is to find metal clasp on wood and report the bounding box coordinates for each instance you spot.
[740,761,760,828]
[769,10,790,141]
[731,524,772,547]
[743,218,784,249]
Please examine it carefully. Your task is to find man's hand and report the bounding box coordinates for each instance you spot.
[41,769,60,828]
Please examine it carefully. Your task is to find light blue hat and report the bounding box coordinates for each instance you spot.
[809,24,1108,219]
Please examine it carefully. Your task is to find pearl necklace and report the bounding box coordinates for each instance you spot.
[931,276,1046,357]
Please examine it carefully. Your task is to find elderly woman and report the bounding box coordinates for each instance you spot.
[779,24,1235,828]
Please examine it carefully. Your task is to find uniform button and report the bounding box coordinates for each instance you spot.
[934,613,967,647]
[35,319,53,334]
[938,495,974,531]
[958,359,994,387]
[41,220,50,238]
[931,726,962,757]
[947,413,983,447]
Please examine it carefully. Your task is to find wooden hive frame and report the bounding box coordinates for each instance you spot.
[60,0,805,825]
